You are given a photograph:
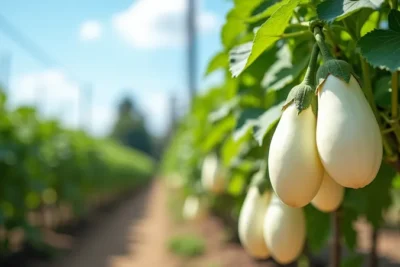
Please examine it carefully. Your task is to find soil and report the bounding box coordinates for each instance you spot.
[3,180,399,267]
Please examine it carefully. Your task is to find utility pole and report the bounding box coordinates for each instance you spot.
[78,83,92,132]
[187,0,197,107]
[169,93,178,137]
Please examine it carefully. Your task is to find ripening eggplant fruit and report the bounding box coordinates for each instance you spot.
[264,194,306,264]
[238,187,271,259]
[268,44,324,208]
[316,74,383,189]
[182,195,207,221]
[201,153,226,194]
[268,102,324,208]
[311,172,344,212]
[312,24,383,189]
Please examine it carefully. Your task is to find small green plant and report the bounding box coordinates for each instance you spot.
[167,234,205,258]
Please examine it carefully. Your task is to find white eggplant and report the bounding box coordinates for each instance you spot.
[238,187,271,259]
[264,194,305,264]
[182,196,207,221]
[316,75,382,188]
[268,103,323,207]
[311,172,344,212]
[201,153,225,193]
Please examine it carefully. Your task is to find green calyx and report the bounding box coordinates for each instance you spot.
[316,59,356,86]
[283,43,319,116]
[283,83,318,116]
[313,25,359,88]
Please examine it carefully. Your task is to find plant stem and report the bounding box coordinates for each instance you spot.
[392,71,398,120]
[332,208,342,267]
[369,228,378,267]
[391,0,398,9]
[360,56,378,116]
[313,27,334,62]
[281,30,312,39]
[303,43,320,87]
[390,71,400,147]
[293,10,302,23]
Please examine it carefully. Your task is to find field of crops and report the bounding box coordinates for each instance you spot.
[0,87,155,260]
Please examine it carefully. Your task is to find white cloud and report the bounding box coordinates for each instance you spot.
[80,20,102,41]
[9,69,113,137]
[112,0,220,48]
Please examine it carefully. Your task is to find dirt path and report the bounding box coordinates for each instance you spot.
[30,184,152,267]
[24,180,400,267]
[110,180,179,267]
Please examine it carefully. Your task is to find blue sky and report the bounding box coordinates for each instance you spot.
[0,0,232,137]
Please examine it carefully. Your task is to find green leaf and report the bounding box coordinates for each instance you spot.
[253,102,283,145]
[201,116,236,153]
[304,205,331,252]
[246,0,289,23]
[233,108,266,141]
[205,51,228,76]
[221,9,246,49]
[317,0,383,22]
[208,98,240,124]
[229,0,299,77]
[227,172,247,196]
[342,9,374,39]
[262,43,310,91]
[358,10,400,72]
[221,0,263,48]
[358,29,400,72]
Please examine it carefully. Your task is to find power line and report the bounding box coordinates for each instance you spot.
[0,12,94,132]
[187,0,197,107]
[0,12,80,82]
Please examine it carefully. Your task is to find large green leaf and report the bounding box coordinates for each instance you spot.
[229,0,298,77]
[317,0,383,22]
[358,9,400,72]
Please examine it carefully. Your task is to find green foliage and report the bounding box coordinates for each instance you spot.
[162,0,400,264]
[229,0,299,76]
[358,9,400,72]
[167,234,205,258]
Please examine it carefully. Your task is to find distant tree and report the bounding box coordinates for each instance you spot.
[111,96,153,156]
